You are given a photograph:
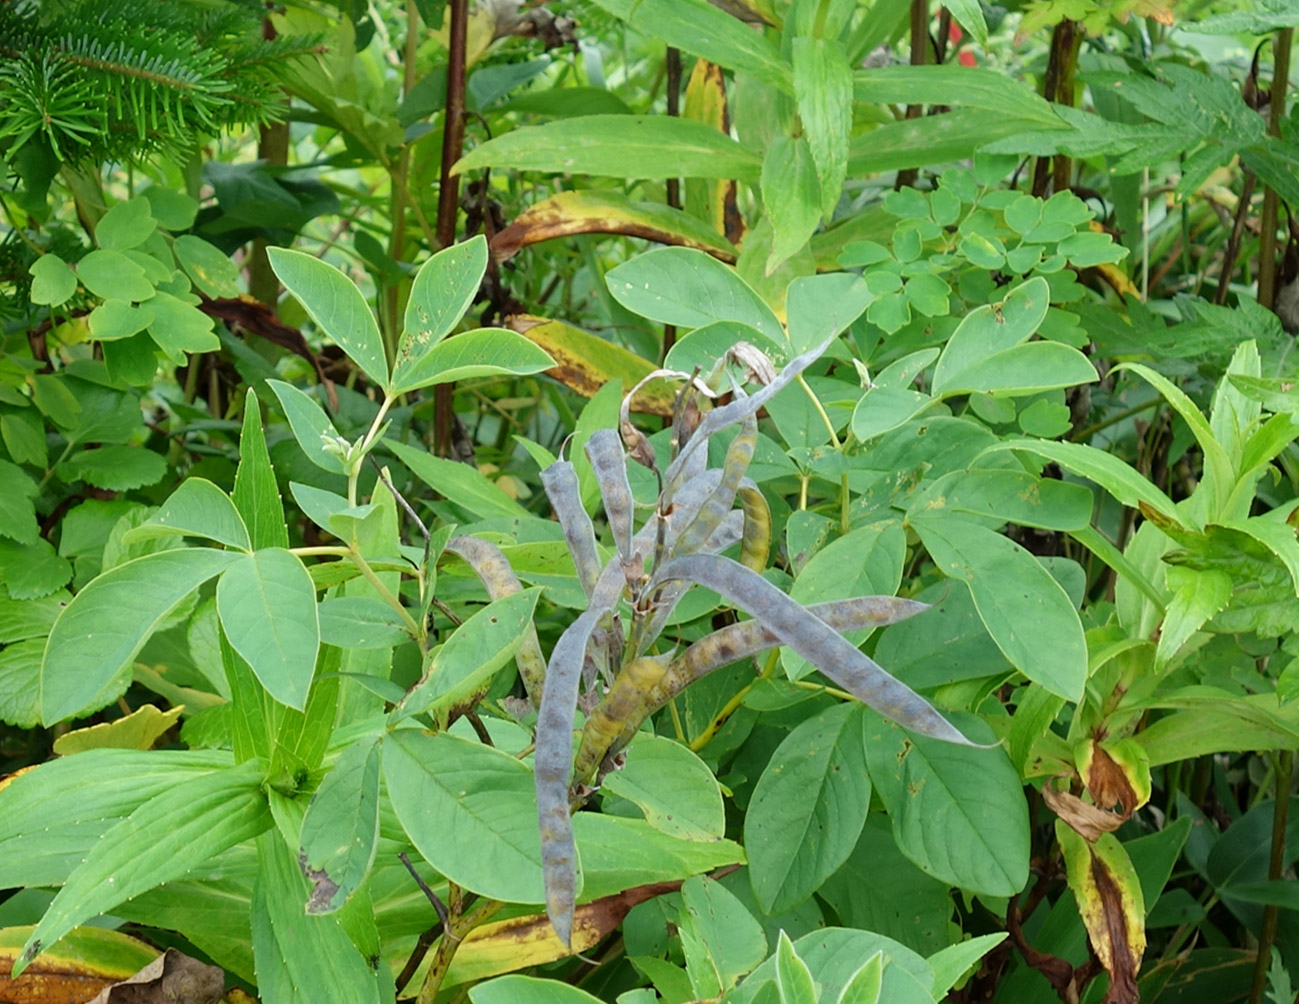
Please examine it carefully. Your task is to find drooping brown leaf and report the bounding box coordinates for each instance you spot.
[1042,778,1125,842]
[1056,822,1146,1004]
[507,316,677,416]
[0,925,160,1004]
[1079,740,1140,817]
[491,191,737,264]
[86,948,224,1004]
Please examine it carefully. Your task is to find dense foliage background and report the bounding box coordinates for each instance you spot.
[2,0,1299,1002]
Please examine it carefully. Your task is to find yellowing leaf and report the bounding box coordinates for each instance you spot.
[52,704,184,755]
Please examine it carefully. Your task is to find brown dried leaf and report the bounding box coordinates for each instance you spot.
[86,948,224,1004]
[1042,779,1125,842]
[1079,741,1140,817]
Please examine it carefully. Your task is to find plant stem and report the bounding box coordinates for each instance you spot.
[1214,171,1258,305]
[433,0,471,456]
[1247,750,1292,1004]
[689,649,780,752]
[1257,28,1293,309]
[351,546,425,645]
[416,887,503,1004]
[895,0,928,190]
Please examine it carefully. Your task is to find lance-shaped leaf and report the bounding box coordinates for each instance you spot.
[492,190,738,264]
[664,334,839,494]
[267,247,388,389]
[392,236,488,393]
[233,388,291,550]
[1056,822,1146,1004]
[454,116,762,182]
[392,587,542,722]
[651,553,973,745]
[298,735,382,914]
[216,548,320,711]
[445,536,548,703]
[390,328,555,395]
[585,429,635,562]
[541,461,602,599]
[41,549,241,724]
[794,37,852,219]
[124,478,251,551]
[14,760,271,976]
[675,414,757,557]
[572,655,672,785]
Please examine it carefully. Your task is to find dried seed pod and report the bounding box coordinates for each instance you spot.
[540,460,601,599]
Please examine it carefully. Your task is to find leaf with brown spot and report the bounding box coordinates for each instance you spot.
[507,317,678,416]
[0,925,161,1004]
[1056,821,1146,1004]
[1077,738,1149,818]
[683,61,745,245]
[492,190,737,264]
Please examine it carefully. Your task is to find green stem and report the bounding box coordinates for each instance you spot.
[689,649,780,752]
[350,546,424,648]
[1069,398,1160,442]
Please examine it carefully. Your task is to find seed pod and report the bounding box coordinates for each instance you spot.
[541,460,601,599]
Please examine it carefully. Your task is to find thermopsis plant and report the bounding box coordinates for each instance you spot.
[533,333,979,945]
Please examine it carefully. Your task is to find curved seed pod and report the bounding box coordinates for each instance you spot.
[541,460,602,599]
[444,536,548,705]
[652,553,976,746]
[663,333,838,497]
[736,482,770,572]
[637,511,745,653]
[674,413,757,558]
[535,526,653,947]
[585,429,635,563]
[614,595,931,754]
[571,654,672,787]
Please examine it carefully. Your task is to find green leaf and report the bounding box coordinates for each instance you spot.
[911,515,1086,700]
[390,328,555,395]
[786,274,874,354]
[746,704,873,914]
[252,831,388,1004]
[174,236,241,298]
[88,299,154,341]
[606,247,784,343]
[853,66,1057,124]
[762,135,822,273]
[76,249,154,301]
[1156,567,1233,668]
[392,587,541,721]
[776,931,817,1004]
[944,0,987,44]
[94,196,156,251]
[57,446,167,491]
[142,188,198,231]
[14,760,270,976]
[793,38,852,219]
[29,254,78,306]
[266,379,347,475]
[0,638,43,727]
[318,596,412,648]
[267,247,389,388]
[848,109,1062,177]
[927,935,1006,998]
[392,236,489,391]
[126,478,251,551]
[298,736,382,914]
[145,291,219,354]
[835,953,884,1004]
[574,814,743,900]
[216,548,320,710]
[851,387,936,441]
[454,116,763,182]
[232,388,291,550]
[386,438,530,519]
[471,976,604,1004]
[601,734,725,840]
[933,277,1049,391]
[589,0,790,91]
[1115,362,1234,519]
[0,460,40,545]
[864,711,1029,896]
[985,438,1181,523]
[41,549,240,723]
[0,586,69,643]
[678,874,767,998]
[0,538,72,600]
[385,729,549,903]
[909,468,1095,532]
